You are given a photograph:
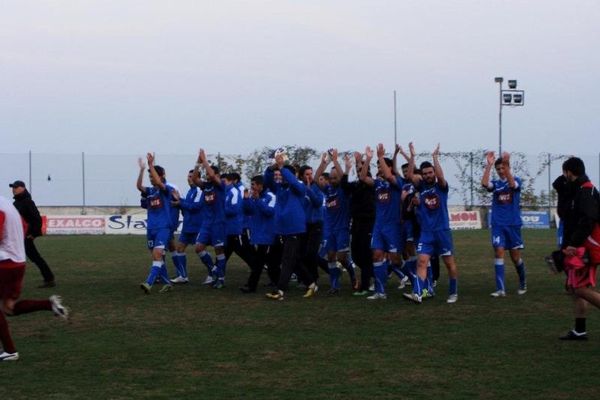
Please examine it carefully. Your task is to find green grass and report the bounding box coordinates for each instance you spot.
[3,230,600,399]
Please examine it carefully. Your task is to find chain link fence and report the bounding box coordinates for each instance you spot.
[1,151,599,210]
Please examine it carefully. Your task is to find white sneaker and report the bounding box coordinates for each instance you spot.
[402,292,422,304]
[368,283,375,291]
[0,351,19,362]
[202,276,214,285]
[518,286,527,295]
[170,276,189,284]
[446,294,458,304]
[49,295,69,320]
[397,276,409,290]
[490,290,506,298]
[159,284,173,293]
[366,292,387,300]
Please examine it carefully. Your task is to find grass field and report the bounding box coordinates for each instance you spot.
[3,230,599,400]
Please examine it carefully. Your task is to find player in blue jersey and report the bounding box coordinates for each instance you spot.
[404,143,459,304]
[223,173,255,272]
[193,149,228,288]
[169,170,203,284]
[240,175,280,293]
[264,150,318,301]
[482,151,527,297]
[137,153,176,294]
[315,149,357,294]
[359,144,406,300]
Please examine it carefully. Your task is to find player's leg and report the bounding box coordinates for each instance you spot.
[25,237,55,286]
[195,229,215,284]
[491,246,506,297]
[367,226,388,300]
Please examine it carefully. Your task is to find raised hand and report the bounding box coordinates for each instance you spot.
[365,146,374,159]
[320,152,329,164]
[432,143,440,158]
[198,149,207,164]
[344,153,352,171]
[138,157,146,170]
[331,148,338,162]
[486,151,496,166]
[501,151,510,164]
[409,142,416,158]
[354,151,362,163]
[395,144,401,155]
[146,152,155,165]
[376,143,385,158]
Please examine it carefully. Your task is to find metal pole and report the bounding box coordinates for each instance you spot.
[393,90,397,147]
[81,152,86,215]
[28,150,32,194]
[498,82,503,155]
[547,153,552,216]
[470,151,474,208]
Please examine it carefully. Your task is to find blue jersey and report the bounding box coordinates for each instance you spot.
[304,183,324,224]
[264,167,307,235]
[488,177,522,227]
[322,184,350,232]
[225,183,244,235]
[374,176,404,226]
[166,183,181,232]
[416,181,450,232]
[178,186,203,233]
[243,189,277,245]
[144,186,176,230]
[200,181,226,225]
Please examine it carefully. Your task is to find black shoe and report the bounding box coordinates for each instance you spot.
[38,281,56,288]
[559,330,588,341]
[327,288,340,296]
[239,286,256,294]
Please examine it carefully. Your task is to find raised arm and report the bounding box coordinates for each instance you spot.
[359,146,375,186]
[481,151,495,189]
[331,149,344,178]
[136,157,147,193]
[314,152,329,181]
[377,143,398,186]
[199,149,221,186]
[147,152,166,191]
[406,142,421,185]
[432,144,447,188]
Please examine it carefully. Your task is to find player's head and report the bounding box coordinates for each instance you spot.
[251,175,264,193]
[494,158,508,179]
[229,172,241,184]
[222,173,234,186]
[376,157,394,176]
[401,163,409,178]
[329,166,341,185]
[318,172,330,188]
[273,169,283,183]
[562,157,586,181]
[149,165,166,186]
[420,161,435,184]
[187,169,196,186]
[299,165,313,185]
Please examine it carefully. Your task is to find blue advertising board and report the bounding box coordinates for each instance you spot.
[487,210,551,229]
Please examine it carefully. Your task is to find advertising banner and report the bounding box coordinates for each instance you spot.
[449,210,482,230]
[520,211,551,229]
[45,216,106,235]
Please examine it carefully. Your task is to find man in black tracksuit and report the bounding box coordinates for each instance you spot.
[10,180,55,287]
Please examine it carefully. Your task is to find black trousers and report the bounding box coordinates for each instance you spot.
[25,237,54,283]
[351,220,373,291]
[277,234,313,292]
[225,230,255,269]
[247,244,281,291]
[303,222,323,282]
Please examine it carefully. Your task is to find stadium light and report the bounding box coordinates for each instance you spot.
[495,77,525,154]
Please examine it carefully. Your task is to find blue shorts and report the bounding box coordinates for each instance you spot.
[417,229,453,256]
[491,225,524,250]
[400,220,415,244]
[322,229,350,253]
[147,228,172,250]
[178,231,199,245]
[371,223,401,253]
[196,223,226,248]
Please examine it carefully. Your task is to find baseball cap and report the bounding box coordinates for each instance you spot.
[9,180,26,188]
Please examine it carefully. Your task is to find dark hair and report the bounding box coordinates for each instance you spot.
[229,172,241,182]
[401,163,409,170]
[562,157,586,177]
[377,157,393,169]
[283,164,296,175]
[299,165,312,177]
[188,169,194,174]
[494,158,504,167]
[251,175,264,185]
[321,172,330,179]
[420,161,434,171]
[211,165,220,175]
[150,165,166,177]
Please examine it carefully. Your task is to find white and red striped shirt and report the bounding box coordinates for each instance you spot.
[0,196,26,263]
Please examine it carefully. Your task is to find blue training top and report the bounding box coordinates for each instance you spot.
[416,181,450,232]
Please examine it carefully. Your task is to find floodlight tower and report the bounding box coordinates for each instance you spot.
[495,77,525,154]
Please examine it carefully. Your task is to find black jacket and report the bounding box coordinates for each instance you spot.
[563,175,599,247]
[552,175,575,220]
[13,189,43,237]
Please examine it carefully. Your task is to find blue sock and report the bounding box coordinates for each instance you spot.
[198,251,214,275]
[406,258,417,277]
[145,261,162,286]
[412,276,423,296]
[159,263,171,284]
[216,254,227,281]
[343,259,356,282]
[373,261,388,294]
[427,264,433,282]
[516,260,526,288]
[171,253,182,277]
[328,262,340,289]
[179,253,188,278]
[390,264,406,280]
[494,259,505,292]
[449,278,458,296]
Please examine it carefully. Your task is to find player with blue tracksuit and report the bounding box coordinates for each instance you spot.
[193,149,228,288]
[359,144,405,300]
[482,151,527,297]
[137,153,177,294]
[170,169,203,284]
[404,142,459,304]
[241,175,279,293]
[299,165,326,284]
[315,149,357,294]
[264,151,318,301]
[224,173,255,271]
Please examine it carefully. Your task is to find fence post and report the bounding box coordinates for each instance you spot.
[81,152,87,215]
[28,150,32,194]
[469,152,474,209]
[547,153,552,220]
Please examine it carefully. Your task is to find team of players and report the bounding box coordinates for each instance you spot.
[136,144,528,303]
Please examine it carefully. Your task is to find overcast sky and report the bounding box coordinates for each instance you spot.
[1,0,599,157]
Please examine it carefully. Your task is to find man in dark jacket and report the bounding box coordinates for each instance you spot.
[559,158,600,341]
[10,180,55,287]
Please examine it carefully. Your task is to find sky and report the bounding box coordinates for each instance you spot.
[1,0,599,159]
